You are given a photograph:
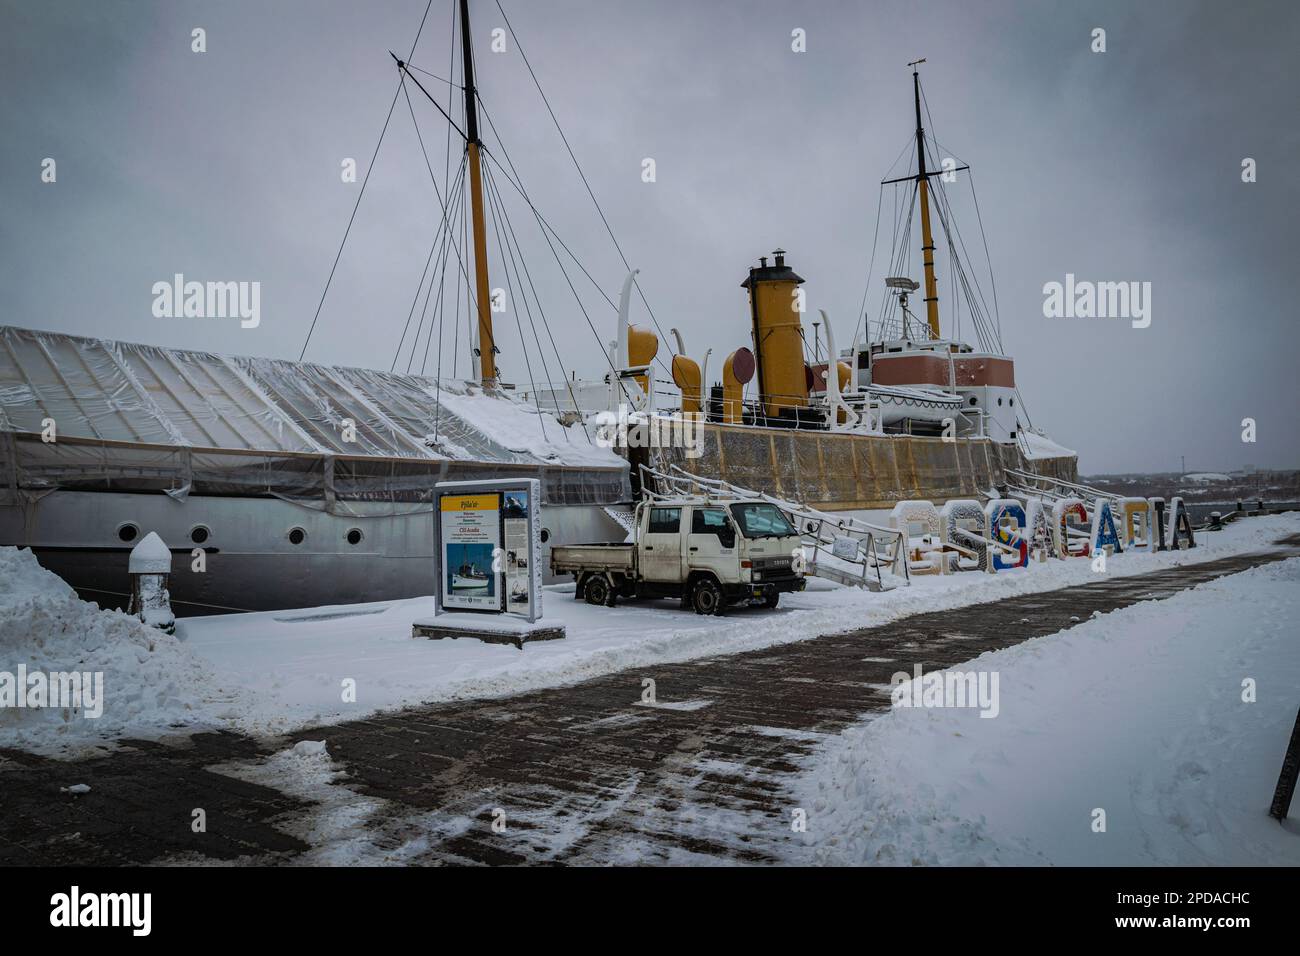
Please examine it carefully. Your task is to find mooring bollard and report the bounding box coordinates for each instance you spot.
[1209,511,1222,530]
[128,531,175,634]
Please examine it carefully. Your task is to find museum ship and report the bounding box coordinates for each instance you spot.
[0,4,1075,613]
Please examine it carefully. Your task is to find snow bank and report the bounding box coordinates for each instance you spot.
[0,545,77,605]
[0,547,242,756]
[794,556,1300,866]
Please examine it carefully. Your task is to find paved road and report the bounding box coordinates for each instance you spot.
[2,541,1295,866]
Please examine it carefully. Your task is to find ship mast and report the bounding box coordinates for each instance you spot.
[911,60,941,340]
[883,60,968,342]
[459,0,497,386]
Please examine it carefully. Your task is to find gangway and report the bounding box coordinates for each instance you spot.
[643,465,910,592]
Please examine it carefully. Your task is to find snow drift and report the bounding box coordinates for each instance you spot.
[0,546,237,756]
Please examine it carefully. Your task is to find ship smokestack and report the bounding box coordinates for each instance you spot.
[741,249,808,420]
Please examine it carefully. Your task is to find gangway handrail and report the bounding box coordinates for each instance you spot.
[1005,468,1121,502]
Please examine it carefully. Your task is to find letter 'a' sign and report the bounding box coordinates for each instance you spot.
[434,478,543,622]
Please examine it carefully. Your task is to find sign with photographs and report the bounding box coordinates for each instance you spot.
[439,492,502,611]
[434,478,543,621]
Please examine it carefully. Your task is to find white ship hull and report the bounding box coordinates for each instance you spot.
[451,574,490,590]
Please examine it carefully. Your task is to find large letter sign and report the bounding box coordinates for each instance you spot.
[1149,497,1167,551]
[890,500,944,574]
[1167,496,1196,550]
[1023,498,1052,560]
[1090,499,1123,555]
[1052,498,1091,558]
[941,499,990,572]
[985,499,1028,570]
[1118,497,1154,552]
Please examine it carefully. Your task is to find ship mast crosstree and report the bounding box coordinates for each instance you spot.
[881,59,969,341]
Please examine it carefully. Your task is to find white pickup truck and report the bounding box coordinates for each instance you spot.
[550,496,806,614]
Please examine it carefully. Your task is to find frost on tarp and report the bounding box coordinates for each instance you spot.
[128,531,172,574]
[0,326,630,507]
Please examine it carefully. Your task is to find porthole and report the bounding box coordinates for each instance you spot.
[117,523,139,543]
[1009,397,1015,407]
[997,397,1003,406]
[968,397,978,406]
[288,527,307,546]
[346,528,363,546]
[190,525,210,545]
[540,528,551,544]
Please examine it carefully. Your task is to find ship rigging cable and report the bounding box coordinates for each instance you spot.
[492,0,677,377]
[486,167,551,442]
[472,99,639,408]
[299,0,436,362]
[398,74,473,360]
[481,153,599,426]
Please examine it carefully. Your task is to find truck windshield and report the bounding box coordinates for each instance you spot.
[728,503,796,538]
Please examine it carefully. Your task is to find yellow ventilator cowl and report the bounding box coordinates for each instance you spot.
[836,360,851,391]
[671,354,702,414]
[627,325,658,396]
[722,347,755,424]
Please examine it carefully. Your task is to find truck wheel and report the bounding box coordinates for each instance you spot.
[691,577,724,616]
[584,575,611,606]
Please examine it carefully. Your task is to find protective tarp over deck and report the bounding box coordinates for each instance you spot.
[0,326,629,508]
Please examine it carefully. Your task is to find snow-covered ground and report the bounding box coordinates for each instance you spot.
[794,556,1300,866]
[2,512,1297,757]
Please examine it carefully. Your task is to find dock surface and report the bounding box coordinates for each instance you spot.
[2,539,1295,866]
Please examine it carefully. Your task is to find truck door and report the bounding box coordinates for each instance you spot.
[641,506,684,582]
[687,506,737,583]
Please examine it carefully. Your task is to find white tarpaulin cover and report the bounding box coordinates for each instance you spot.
[0,326,628,506]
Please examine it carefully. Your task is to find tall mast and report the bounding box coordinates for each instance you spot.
[460,0,497,385]
[911,60,941,340]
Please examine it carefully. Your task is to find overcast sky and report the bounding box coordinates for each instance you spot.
[3,0,1297,473]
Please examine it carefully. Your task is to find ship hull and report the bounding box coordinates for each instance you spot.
[451,575,489,590]
[0,490,623,615]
